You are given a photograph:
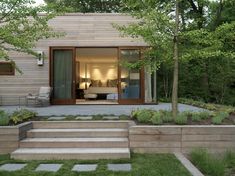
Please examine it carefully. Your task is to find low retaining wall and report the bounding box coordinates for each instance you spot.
[129,125,235,153]
[0,122,32,154]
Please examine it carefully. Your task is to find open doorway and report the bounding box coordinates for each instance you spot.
[76,48,119,104]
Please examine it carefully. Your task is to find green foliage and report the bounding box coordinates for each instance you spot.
[160,110,173,123]
[175,113,188,125]
[92,115,103,120]
[135,109,153,123]
[0,110,10,126]
[191,111,211,122]
[10,109,37,124]
[119,114,130,120]
[224,151,235,168]
[179,98,235,113]
[151,112,163,125]
[191,113,202,122]
[190,149,226,176]
[0,0,62,72]
[212,112,229,125]
[45,0,123,13]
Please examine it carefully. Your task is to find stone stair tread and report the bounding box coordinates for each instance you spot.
[21,138,129,142]
[28,128,128,132]
[12,148,130,154]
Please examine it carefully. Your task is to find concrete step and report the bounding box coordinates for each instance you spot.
[11,148,131,160]
[20,138,129,148]
[32,121,131,129]
[27,128,128,138]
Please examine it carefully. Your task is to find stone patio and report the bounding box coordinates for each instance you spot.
[0,103,206,116]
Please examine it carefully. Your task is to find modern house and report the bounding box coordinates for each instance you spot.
[0,13,156,105]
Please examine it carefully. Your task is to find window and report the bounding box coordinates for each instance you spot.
[0,62,15,75]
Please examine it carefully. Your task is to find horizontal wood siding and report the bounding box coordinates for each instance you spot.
[0,13,146,105]
[0,122,32,154]
[129,126,235,154]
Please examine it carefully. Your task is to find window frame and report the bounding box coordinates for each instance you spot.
[0,62,15,75]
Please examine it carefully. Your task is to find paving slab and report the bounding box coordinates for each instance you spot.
[0,164,27,171]
[108,164,131,171]
[48,116,66,120]
[72,164,97,172]
[35,164,62,172]
[103,116,119,120]
[76,116,93,120]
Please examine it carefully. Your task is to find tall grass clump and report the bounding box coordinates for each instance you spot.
[0,110,10,126]
[190,149,226,176]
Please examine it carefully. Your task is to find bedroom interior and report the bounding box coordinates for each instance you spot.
[76,48,119,104]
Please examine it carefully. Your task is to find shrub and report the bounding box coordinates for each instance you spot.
[212,112,229,125]
[160,110,173,122]
[92,115,103,120]
[10,109,37,124]
[175,113,188,125]
[134,109,153,123]
[119,115,129,120]
[151,112,163,125]
[191,112,202,122]
[0,110,10,126]
[190,149,226,176]
[198,111,211,120]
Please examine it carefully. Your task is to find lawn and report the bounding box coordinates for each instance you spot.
[0,153,190,176]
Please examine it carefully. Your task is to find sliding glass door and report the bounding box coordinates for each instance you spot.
[118,48,144,104]
[51,48,76,104]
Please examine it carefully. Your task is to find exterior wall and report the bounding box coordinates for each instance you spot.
[0,122,32,154]
[130,126,235,153]
[0,13,147,105]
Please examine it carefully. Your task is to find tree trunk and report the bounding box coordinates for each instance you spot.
[172,0,180,119]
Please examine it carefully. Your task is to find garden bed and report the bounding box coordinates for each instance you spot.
[131,109,235,125]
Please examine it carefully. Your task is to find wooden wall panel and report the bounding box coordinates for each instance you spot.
[130,126,235,154]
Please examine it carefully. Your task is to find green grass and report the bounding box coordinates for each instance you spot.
[0,153,191,176]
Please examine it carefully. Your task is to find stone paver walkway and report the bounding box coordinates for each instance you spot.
[1,103,206,116]
[107,164,132,171]
[0,164,27,171]
[35,164,62,172]
[72,164,97,172]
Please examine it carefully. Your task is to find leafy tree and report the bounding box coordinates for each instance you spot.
[114,0,181,117]
[44,0,123,13]
[0,0,61,72]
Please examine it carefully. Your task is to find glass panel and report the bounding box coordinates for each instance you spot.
[120,50,140,99]
[53,50,73,99]
[0,63,14,75]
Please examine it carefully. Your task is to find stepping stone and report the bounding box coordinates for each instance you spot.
[35,164,62,172]
[0,163,27,171]
[103,116,119,120]
[48,116,66,120]
[108,164,131,171]
[75,116,93,120]
[72,164,97,172]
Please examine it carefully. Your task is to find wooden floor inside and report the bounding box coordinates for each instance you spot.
[76,99,118,104]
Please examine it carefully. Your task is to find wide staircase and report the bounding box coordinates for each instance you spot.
[11,121,132,160]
